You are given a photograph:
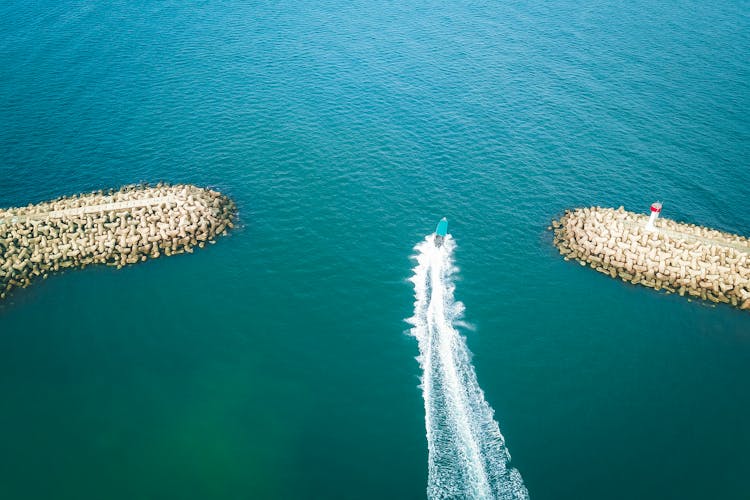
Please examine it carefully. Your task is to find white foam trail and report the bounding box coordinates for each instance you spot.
[407,235,528,500]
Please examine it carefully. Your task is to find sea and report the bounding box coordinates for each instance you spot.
[0,1,748,499]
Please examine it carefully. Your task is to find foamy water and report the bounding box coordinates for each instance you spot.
[408,235,528,499]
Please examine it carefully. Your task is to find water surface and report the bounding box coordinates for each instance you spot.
[1,1,748,499]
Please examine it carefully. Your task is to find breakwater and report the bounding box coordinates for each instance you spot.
[551,206,750,311]
[0,184,236,300]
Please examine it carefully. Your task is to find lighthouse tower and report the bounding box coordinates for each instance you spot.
[645,202,662,232]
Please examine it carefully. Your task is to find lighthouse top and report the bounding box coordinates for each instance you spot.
[650,202,663,213]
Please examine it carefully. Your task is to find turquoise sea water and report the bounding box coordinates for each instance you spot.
[1,1,749,498]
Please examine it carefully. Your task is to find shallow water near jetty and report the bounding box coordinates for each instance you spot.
[1,1,749,499]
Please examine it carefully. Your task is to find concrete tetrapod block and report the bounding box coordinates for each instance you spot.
[551,207,750,312]
[0,183,237,300]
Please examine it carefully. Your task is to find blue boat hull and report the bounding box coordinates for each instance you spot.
[434,218,448,246]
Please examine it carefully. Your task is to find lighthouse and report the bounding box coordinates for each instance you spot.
[645,202,662,232]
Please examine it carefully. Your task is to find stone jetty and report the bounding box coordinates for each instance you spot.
[0,184,236,300]
[551,206,750,312]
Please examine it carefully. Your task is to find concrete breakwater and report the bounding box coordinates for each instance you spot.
[0,184,236,300]
[551,206,750,311]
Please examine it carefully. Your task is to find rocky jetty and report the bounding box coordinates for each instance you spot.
[551,206,750,311]
[0,184,236,300]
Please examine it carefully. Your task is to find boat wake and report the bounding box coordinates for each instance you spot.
[407,235,528,500]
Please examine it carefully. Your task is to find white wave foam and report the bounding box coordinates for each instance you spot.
[407,235,528,500]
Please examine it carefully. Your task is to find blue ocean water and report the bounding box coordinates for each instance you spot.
[1,1,749,498]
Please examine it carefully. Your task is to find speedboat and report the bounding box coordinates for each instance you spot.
[434,217,448,247]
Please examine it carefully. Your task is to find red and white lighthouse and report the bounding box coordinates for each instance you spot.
[645,202,662,231]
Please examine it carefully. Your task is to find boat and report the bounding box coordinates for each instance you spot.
[434,217,448,247]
